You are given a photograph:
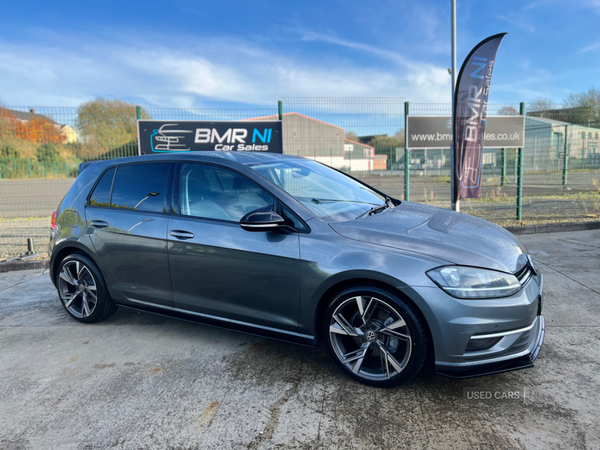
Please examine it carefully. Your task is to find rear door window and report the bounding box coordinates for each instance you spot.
[110,163,172,213]
[89,168,115,207]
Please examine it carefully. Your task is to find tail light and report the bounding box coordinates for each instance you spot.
[51,211,57,230]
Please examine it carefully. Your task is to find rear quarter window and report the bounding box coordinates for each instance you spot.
[89,168,115,207]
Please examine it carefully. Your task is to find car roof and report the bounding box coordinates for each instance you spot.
[91,151,304,169]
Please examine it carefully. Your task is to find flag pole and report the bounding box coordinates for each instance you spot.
[451,0,459,212]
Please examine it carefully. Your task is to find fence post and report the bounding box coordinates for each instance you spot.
[136,106,142,120]
[278,100,283,121]
[562,125,569,187]
[500,148,507,186]
[404,101,410,201]
[516,102,525,221]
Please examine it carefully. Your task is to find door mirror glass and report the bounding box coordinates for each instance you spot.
[239,205,285,232]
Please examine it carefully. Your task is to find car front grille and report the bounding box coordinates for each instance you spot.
[515,263,533,286]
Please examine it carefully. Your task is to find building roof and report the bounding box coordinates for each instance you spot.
[526,116,569,127]
[525,116,599,132]
[2,108,57,124]
[245,112,345,132]
[344,138,374,150]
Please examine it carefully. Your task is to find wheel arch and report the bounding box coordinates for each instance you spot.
[50,242,103,287]
[312,274,436,364]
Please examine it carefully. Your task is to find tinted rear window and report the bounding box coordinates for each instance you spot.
[111,163,171,213]
[89,168,115,207]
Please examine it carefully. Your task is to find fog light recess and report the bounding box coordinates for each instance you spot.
[466,337,502,352]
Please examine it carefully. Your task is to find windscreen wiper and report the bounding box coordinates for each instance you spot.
[310,198,380,205]
[355,196,395,219]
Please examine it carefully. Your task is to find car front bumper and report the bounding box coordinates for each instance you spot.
[435,314,545,378]
[408,273,545,379]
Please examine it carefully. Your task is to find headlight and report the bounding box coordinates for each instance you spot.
[426,266,521,299]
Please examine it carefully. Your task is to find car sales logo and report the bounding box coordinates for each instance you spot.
[137,120,283,155]
[194,127,273,151]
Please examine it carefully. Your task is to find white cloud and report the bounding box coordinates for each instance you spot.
[583,0,600,14]
[495,14,536,33]
[580,41,600,53]
[298,30,409,66]
[0,32,451,107]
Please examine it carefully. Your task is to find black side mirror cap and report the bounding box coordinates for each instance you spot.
[240,205,285,232]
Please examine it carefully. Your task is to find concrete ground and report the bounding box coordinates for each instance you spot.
[0,230,599,450]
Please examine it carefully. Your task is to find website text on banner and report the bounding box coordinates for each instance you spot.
[407,116,524,149]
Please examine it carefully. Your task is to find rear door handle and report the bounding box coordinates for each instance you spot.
[91,220,108,228]
[170,230,194,239]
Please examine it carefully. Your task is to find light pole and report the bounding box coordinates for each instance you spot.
[451,0,459,212]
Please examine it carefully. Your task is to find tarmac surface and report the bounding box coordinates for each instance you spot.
[0,230,599,449]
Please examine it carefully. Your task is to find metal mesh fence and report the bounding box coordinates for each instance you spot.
[281,97,407,204]
[281,99,600,225]
[1,101,599,259]
[520,111,600,222]
[0,106,276,258]
[408,103,524,222]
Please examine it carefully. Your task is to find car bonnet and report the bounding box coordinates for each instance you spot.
[328,201,528,274]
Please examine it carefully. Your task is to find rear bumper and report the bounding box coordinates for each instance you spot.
[436,314,545,378]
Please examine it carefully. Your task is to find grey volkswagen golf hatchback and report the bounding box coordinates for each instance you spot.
[49,151,545,387]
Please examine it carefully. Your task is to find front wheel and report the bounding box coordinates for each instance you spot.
[323,286,428,387]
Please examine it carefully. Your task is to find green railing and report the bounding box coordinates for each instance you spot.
[1,101,599,258]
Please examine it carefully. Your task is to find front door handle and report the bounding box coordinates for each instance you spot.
[91,220,108,228]
[170,230,194,239]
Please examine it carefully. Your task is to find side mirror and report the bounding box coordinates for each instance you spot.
[240,205,285,232]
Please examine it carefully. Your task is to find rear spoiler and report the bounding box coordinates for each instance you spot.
[79,161,97,173]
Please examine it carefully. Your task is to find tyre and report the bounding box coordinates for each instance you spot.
[323,285,428,387]
[55,253,117,323]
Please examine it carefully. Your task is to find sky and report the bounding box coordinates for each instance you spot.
[1,0,599,109]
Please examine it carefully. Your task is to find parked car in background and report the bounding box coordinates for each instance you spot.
[49,151,544,387]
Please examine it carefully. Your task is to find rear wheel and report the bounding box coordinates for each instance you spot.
[323,285,428,387]
[56,253,117,323]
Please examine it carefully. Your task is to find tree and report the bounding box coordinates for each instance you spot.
[0,99,8,137]
[528,97,555,112]
[564,87,600,124]
[0,107,10,139]
[36,142,63,164]
[0,108,65,144]
[497,105,518,115]
[76,98,150,151]
[16,117,65,143]
[365,131,405,150]
[345,131,360,141]
[363,131,405,169]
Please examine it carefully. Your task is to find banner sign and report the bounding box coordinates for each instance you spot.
[453,33,507,200]
[137,120,283,155]
[407,116,524,149]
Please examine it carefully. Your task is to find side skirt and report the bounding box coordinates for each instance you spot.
[116,301,316,347]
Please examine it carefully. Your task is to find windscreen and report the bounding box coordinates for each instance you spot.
[249,159,385,222]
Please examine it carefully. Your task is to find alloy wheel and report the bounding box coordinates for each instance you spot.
[58,260,98,319]
[329,296,412,381]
